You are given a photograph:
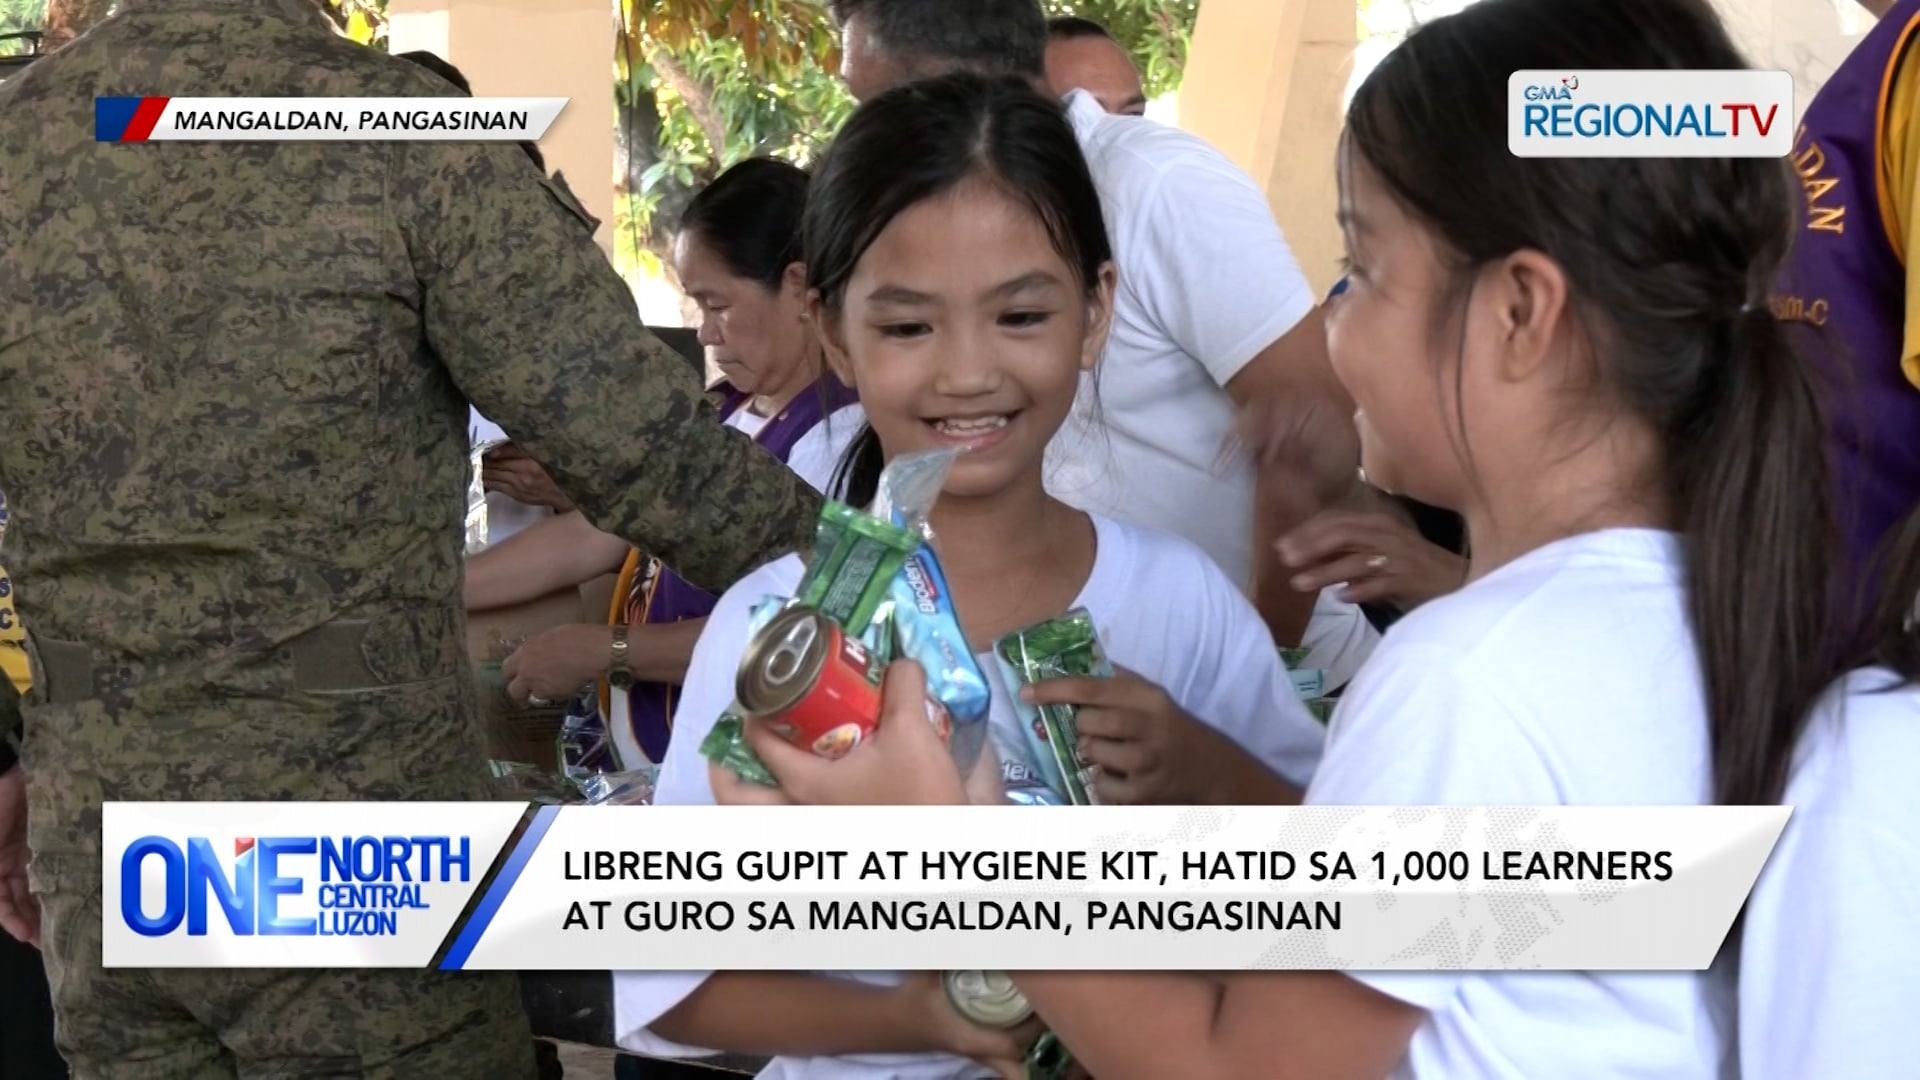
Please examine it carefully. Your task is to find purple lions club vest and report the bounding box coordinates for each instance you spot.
[1772,0,1920,607]
[622,374,858,764]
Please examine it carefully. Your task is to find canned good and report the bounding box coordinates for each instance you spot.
[736,607,884,759]
[943,970,1033,1029]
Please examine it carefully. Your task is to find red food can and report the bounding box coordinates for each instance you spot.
[736,608,884,759]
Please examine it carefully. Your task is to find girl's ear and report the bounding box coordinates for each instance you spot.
[1485,249,1569,387]
[1079,261,1118,373]
[808,290,856,386]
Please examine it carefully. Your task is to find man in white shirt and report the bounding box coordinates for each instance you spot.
[829,0,1376,687]
[1044,16,1147,116]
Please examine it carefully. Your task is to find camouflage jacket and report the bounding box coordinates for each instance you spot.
[0,0,818,879]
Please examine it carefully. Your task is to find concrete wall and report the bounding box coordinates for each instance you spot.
[1180,0,1356,298]
[1179,0,1880,298]
[387,0,615,253]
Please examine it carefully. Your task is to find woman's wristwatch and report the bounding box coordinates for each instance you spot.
[608,624,634,689]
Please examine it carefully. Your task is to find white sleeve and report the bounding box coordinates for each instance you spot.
[1160,552,1326,790]
[610,579,763,1056]
[1305,641,1561,1011]
[1127,143,1316,387]
[1739,809,1920,1079]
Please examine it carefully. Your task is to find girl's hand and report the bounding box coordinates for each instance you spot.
[741,662,969,806]
[889,971,1044,1079]
[502,623,610,706]
[1024,668,1223,804]
[1277,509,1466,610]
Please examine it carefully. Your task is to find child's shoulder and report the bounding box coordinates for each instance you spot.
[1082,514,1260,638]
[1087,513,1244,598]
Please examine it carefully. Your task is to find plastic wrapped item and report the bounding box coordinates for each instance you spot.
[556,700,618,791]
[700,711,779,788]
[873,450,992,769]
[1279,645,1328,703]
[486,760,574,805]
[794,501,919,629]
[577,766,659,806]
[467,437,507,555]
[993,609,1112,806]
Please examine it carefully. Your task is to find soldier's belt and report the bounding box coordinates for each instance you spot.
[33,620,432,705]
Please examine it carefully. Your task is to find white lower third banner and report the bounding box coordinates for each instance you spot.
[101,803,1787,971]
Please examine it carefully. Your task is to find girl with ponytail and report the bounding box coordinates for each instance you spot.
[1738,504,1920,1078]
[737,0,1846,1076]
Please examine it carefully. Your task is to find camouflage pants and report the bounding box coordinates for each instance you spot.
[39,886,536,1079]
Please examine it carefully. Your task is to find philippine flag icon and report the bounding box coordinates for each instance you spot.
[95,96,171,142]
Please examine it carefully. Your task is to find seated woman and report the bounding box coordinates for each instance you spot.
[465,157,860,768]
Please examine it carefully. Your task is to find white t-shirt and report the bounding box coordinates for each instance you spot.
[784,402,866,496]
[1307,529,1732,1080]
[724,408,771,438]
[615,513,1326,1079]
[1045,91,1374,686]
[1739,666,1920,1080]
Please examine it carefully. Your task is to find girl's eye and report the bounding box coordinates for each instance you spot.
[877,322,931,340]
[999,310,1051,329]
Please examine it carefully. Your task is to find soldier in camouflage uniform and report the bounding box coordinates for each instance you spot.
[0,0,821,1073]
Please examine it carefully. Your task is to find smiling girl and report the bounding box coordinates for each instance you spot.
[736,0,1842,1076]
[612,73,1323,1079]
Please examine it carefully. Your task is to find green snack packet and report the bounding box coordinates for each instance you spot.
[1279,646,1313,669]
[700,710,779,788]
[796,501,919,630]
[993,608,1111,806]
[1307,697,1337,724]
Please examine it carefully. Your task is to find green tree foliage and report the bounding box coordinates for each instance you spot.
[8,0,1199,288]
[0,0,44,56]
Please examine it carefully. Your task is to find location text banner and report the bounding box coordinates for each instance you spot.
[94,97,568,142]
[453,805,1786,972]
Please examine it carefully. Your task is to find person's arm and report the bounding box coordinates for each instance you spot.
[465,511,629,612]
[627,617,706,685]
[396,141,819,592]
[651,971,1033,1065]
[1017,971,1422,1080]
[1124,145,1357,642]
[1229,311,1362,648]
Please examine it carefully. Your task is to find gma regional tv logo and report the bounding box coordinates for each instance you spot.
[120,833,471,938]
[1509,70,1794,158]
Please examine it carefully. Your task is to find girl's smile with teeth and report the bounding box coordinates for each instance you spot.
[927,412,1019,450]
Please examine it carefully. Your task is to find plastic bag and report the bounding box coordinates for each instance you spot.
[466,437,506,555]
[577,766,658,806]
[993,609,1112,805]
[872,449,992,771]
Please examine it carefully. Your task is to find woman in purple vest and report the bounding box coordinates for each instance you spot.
[466,158,859,766]
[1774,0,1920,625]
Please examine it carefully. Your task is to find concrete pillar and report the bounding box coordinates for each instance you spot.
[1180,0,1356,297]
[387,0,615,253]
[1709,0,1876,123]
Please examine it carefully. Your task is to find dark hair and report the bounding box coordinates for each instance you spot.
[1870,509,1920,679]
[806,72,1110,506]
[828,0,1047,82]
[396,50,545,172]
[1046,16,1115,41]
[1347,0,1838,806]
[679,157,809,291]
